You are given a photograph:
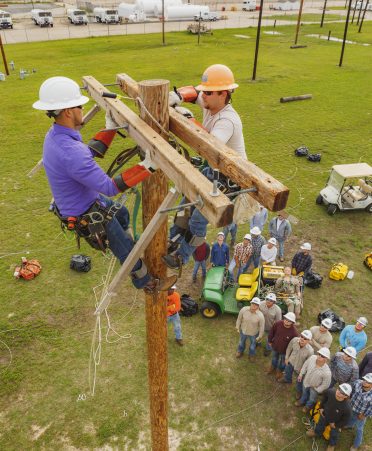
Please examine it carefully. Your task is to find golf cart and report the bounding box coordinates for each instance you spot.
[316,163,372,215]
[200,266,260,318]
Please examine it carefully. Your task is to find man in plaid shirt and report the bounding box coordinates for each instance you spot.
[291,243,313,276]
[243,226,266,270]
[228,234,252,281]
[348,372,372,450]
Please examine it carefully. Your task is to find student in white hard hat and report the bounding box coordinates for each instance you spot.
[339,317,368,353]
[210,231,230,268]
[228,234,252,281]
[310,318,333,351]
[278,330,314,384]
[348,372,372,451]
[268,211,292,262]
[295,348,332,413]
[330,346,359,388]
[259,292,282,356]
[306,383,352,451]
[236,297,265,362]
[291,242,313,277]
[243,226,266,270]
[260,237,278,266]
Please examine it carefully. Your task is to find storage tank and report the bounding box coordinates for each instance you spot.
[162,4,209,20]
[118,3,137,18]
[137,0,182,15]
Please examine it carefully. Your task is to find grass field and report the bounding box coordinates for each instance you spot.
[263,13,346,22]
[1,19,372,450]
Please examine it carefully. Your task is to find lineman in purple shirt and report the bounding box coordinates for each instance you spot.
[33,76,176,292]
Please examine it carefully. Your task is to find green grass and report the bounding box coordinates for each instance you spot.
[1,21,372,450]
[264,13,346,22]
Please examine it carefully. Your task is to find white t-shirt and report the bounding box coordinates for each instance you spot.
[276,218,284,231]
[196,95,247,160]
[260,244,277,263]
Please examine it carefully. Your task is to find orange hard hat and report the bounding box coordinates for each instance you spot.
[195,64,239,92]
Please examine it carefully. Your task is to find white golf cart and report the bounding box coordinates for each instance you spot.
[316,163,372,215]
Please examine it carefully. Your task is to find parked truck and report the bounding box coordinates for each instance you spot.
[31,9,53,27]
[67,9,88,25]
[194,11,220,21]
[242,0,256,11]
[0,10,13,29]
[93,7,120,24]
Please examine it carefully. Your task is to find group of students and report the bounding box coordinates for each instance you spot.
[236,298,370,451]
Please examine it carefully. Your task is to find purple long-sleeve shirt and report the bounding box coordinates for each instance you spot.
[43,124,119,216]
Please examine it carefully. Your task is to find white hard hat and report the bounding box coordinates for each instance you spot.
[265,292,277,302]
[170,285,177,290]
[301,330,312,340]
[33,76,89,111]
[339,383,352,397]
[318,347,331,359]
[217,231,225,237]
[343,346,357,359]
[362,373,372,384]
[244,234,252,240]
[250,226,261,235]
[251,297,261,306]
[268,237,277,245]
[283,312,296,323]
[300,242,312,251]
[357,316,368,327]
[321,318,333,329]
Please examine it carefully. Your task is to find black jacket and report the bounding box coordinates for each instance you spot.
[319,388,352,428]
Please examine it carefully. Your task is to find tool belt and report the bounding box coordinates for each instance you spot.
[52,200,121,252]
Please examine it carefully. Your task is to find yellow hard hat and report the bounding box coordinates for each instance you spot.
[195,64,239,92]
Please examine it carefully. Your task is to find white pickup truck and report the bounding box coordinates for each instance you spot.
[31,9,53,27]
[242,0,256,11]
[0,10,13,29]
[67,9,88,25]
[194,11,220,21]
[93,7,120,24]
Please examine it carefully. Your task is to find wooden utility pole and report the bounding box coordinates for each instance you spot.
[320,0,328,27]
[358,0,369,32]
[161,0,165,45]
[294,0,305,45]
[0,33,9,76]
[252,0,264,81]
[339,0,353,67]
[356,0,364,24]
[139,79,170,451]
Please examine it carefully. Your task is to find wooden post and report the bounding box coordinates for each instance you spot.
[320,0,328,28]
[358,0,369,32]
[356,0,363,24]
[339,0,353,67]
[139,79,169,451]
[294,0,305,45]
[0,33,9,76]
[252,0,264,81]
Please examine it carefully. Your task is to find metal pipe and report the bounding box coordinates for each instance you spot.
[225,187,257,197]
[159,196,203,213]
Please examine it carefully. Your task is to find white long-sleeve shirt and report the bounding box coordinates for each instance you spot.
[300,355,332,394]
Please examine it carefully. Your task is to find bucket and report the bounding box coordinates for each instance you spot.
[0,73,5,81]
[347,270,354,279]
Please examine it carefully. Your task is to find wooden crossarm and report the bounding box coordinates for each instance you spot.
[82,76,234,227]
[117,73,289,212]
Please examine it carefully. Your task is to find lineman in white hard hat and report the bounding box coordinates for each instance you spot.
[296,347,332,413]
[339,316,368,353]
[259,292,282,356]
[330,346,359,388]
[228,233,252,281]
[291,242,312,277]
[241,226,266,271]
[306,382,352,450]
[260,237,278,266]
[33,76,177,294]
[348,372,372,450]
[310,318,333,351]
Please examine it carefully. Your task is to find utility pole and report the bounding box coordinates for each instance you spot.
[0,33,9,75]
[339,0,353,67]
[320,0,328,28]
[252,0,264,81]
[139,79,170,451]
[358,0,369,32]
[162,0,165,45]
[294,0,305,45]
[356,0,364,24]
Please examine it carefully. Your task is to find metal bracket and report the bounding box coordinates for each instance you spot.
[159,195,204,214]
[225,187,258,197]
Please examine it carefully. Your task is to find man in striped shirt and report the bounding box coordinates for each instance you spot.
[330,347,359,387]
[348,373,372,450]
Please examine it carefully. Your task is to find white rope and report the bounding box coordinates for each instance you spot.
[0,338,13,374]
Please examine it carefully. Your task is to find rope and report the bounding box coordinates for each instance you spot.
[0,338,13,374]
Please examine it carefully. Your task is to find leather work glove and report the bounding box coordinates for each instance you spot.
[174,106,194,119]
[105,111,119,130]
[140,149,158,172]
[256,337,262,343]
[291,268,297,276]
[169,90,182,107]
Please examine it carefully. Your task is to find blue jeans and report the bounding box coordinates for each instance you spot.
[228,259,244,281]
[243,254,260,271]
[314,415,340,446]
[192,260,206,279]
[101,197,150,289]
[237,331,258,356]
[277,239,285,259]
[283,362,295,383]
[167,313,182,340]
[271,350,286,370]
[177,209,208,265]
[299,386,318,409]
[348,411,367,448]
[223,222,237,242]
[264,331,272,352]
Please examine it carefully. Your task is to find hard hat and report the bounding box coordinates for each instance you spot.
[357,316,368,327]
[265,292,277,302]
[283,312,296,323]
[268,238,277,245]
[250,226,261,235]
[195,64,239,92]
[244,234,251,240]
[300,242,312,251]
[217,231,225,237]
[33,76,89,111]
[343,346,357,359]
[301,330,312,340]
[318,347,331,359]
[321,318,333,329]
[362,373,372,384]
[338,383,352,397]
[170,285,177,290]
[251,297,261,306]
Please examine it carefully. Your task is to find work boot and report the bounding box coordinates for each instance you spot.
[192,277,197,283]
[279,257,284,262]
[277,377,290,384]
[263,349,271,357]
[248,355,256,363]
[162,254,182,270]
[302,406,310,414]
[144,275,178,293]
[350,447,358,451]
[295,392,302,400]
[175,338,183,346]
[266,365,276,375]
[236,352,243,359]
[326,447,335,451]
[294,400,303,407]
[306,430,315,438]
[230,239,235,247]
[275,369,283,380]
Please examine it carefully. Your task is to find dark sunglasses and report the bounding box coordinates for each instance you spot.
[202,91,214,96]
[73,105,83,109]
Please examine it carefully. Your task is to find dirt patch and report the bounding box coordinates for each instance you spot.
[31,423,51,441]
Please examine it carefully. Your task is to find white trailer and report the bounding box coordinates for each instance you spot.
[137,0,181,16]
[0,10,13,29]
[67,9,88,25]
[162,4,209,20]
[93,7,120,24]
[128,10,147,22]
[118,3,137,19]
[272,1,299,10]
[242,0,256,11]
[31,9,53,27]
